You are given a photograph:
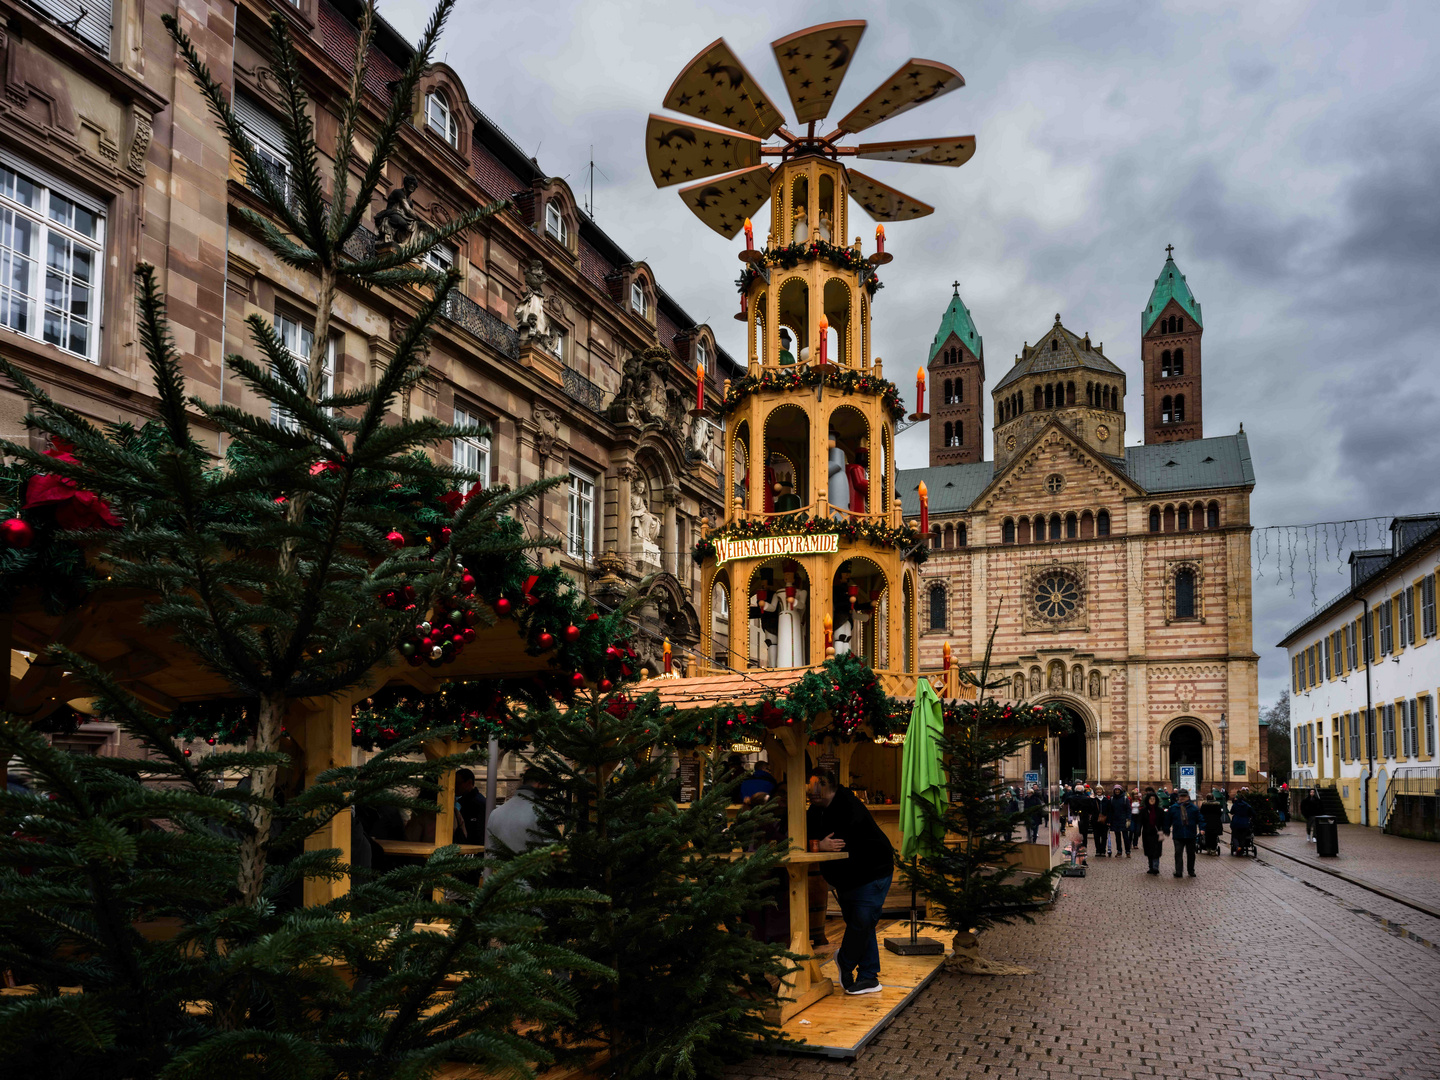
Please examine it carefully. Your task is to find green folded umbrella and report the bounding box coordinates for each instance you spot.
[900,675,948,861]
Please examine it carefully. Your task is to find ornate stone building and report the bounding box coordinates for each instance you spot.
[0,0,733,677]
[902,254,1261,790]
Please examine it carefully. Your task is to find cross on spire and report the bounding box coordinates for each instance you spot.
[951,280,961,295]
[1165,243,1174,258]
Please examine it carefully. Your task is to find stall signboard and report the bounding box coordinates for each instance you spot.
[1178,764,1198,797]
[678,757,701,803]
[714,532,840,566]
[1023,770,1040,787]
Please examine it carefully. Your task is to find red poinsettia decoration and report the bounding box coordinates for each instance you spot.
[23,438,121,530]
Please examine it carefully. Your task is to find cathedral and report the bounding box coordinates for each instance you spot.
[900,251,1260,791]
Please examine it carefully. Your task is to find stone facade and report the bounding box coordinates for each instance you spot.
[910,263,1259,790]
[0,0,735,674]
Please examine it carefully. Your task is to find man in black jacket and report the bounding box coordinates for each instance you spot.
[1108,785,1132,857]
[1023,785,1046,844]
[807,768,894,996]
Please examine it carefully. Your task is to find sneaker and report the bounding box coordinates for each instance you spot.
[1188,871,1196,877]
[1174,872,1183,878]
[845,978,882,995]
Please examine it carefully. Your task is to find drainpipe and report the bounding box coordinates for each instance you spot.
[1361,596,1374,827]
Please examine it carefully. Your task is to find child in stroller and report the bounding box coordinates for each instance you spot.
[1228,793,1257,857]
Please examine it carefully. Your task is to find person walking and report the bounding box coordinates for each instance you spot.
[452,767,486,845]
[1109,785,1132,858]
[1060,783,1075,821]
[1300,787,1324,843]
[1129,789,1143,850]
[1163,787,1203,878]
[1139,791,1165,874]
[1229,791,1255,855]
[1024,784,1045,844]
[1199,792,1224,854]
[807,768,894,996]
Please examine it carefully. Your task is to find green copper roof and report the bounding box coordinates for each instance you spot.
[929,289,983,362]
[1141,253,1203,335]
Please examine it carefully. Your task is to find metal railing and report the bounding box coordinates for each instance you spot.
[562,365,605,413]
[440,290,519,359]
[1381,767,1439,838]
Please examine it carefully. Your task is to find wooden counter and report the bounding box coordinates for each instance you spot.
[373,839,484,857]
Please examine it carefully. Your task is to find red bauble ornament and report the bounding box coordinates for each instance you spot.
[461,573,476,589]
[586,612,599,622]
[0,518,33,549]
[495,597,512,617]
[183,748,192,757]
[386,530,405,549]
[462,627,476,642]
[571,672,585,687]
[606,645,620,659]
[452,633,465,644]
[564,624,580,643]
[600,679,613,691]
[538,631,555,650]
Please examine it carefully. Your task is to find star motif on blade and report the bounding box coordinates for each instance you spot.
[678,93,691,106]
[660,169,672,180]
[783,47,799,58]
[702,157,713,166]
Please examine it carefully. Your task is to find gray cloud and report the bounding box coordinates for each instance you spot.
[386,0,1440,706]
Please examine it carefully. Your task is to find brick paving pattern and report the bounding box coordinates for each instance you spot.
[1257,822,1440,913]
[727,830,1440,1079]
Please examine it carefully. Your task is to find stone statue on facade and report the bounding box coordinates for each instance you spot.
[514,258,556,352]
[1089,671,1102,699]
[375,174,420,246]
[629,489,662,566]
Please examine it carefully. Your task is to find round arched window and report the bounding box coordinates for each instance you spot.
[1034,574,1080,619]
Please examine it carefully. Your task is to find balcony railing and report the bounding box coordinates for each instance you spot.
[441,290,519,358]
[562,365,605,413]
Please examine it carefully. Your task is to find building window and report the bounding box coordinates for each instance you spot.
[567,468,595,559]
[271,312,333,431]
[630,281,648,318]
[696,337,708,375]
[425,92,459,148]
[551,323,568,362]
[452,406,491,492]
[1173,568,1196,619]
[929,527,940,550]
[1365,708,1376,760]
[1002,518,1015,545]
[1173,348,1184,375]
[1322,636,1331,681]
[1292,655,1299,694]
[1161,349,1172,377]
[1425,696,1436,758]
[0,160,104,362]
[1382,703,1396,759]
[1149,506,1160,533]
[1423,574,1437,638]
[31,0,112,52]
[1345,622,1357,671]
[1401,584,1416,646]
[1065,513,1077,539]
[1403,698,1418,758]
[1349,711,1360,762]
[1307,646,1316,688]
[1048,514,1062,541]
[422,242,456,276]
[928,584,946,631]
[1177,505,1190,530]
[1332,629,1344,676]
[545,201,569,246]
[956,523,967,547]
[1097,509,1110,536]
[1206,502,1220,528]
[1379,599,1393,655]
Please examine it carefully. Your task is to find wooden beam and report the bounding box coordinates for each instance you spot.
[299,696,353,906]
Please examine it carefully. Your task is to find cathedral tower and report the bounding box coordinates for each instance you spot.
[991,316,1126,469]
[1142,246,1204,444]
[927,283,985,466]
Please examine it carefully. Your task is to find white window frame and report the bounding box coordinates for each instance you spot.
[551,323,568,362]
[544,201,569,246]
[452,405,491,493]
[422,242,456,276]
[425,92,458,148]
[0,155,105,364]
[696,337,709,375]
[630,281,647,318]
[1423,574,1437,639]
[567,467,595,560]
[1345,622,1358,671]
[233,93,291,200]
[31,0,111,54]
[271,312,334,431]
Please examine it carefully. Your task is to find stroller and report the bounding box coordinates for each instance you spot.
[1202,825,1223,856]
[1229,826,1257,858]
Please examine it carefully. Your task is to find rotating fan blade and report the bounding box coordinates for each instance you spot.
[855,136,975,167]
[770,20,866,126]
[846,168,934,222]
[835,59,965,134]
[677,165,773,239]
[646,115,764,188]
[663,38,787,139]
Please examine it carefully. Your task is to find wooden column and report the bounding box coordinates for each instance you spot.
[298,694,354,906]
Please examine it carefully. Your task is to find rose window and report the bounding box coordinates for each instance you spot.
[1034,574,1079,619]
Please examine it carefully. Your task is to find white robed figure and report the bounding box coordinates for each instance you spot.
[777,587,807,667]
[827,436,848,519]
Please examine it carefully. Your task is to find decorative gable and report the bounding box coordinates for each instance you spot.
[974,421,1141,514]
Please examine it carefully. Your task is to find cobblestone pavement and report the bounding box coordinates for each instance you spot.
[727,836,1440,1080]
[1257,823,1440,913]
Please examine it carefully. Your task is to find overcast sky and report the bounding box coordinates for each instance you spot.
[387,0,1440,707]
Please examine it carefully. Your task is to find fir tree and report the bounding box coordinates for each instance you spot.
[0,0,551,907]
[906,623,1065,972]
[506,683,793,1080]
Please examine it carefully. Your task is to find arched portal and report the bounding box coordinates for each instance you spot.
[763,403,809,513]
[1055,704,1089,784]
[709,570,731,669]
[834,558,886,667]
[1169,722,1205,791]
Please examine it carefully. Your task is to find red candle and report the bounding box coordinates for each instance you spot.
[818,314,829,365]
[942,640,952,672]
[876,224,886,255]
[744,217,754,250]
[663,637,672,672]
[848,583,859,608]
[918,480,929,536]
[695,361,705,412]
[756,587,767,604]
[916,367,926,415]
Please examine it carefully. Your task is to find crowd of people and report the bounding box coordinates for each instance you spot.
[1023,782,1266,878]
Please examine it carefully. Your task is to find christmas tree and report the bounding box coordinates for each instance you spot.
[507,683,793,1079]
[905,625,1066,972]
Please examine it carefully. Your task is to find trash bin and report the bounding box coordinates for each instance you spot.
[1313,815,1339,857]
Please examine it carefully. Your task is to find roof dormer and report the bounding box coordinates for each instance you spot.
[416,64,471,161]
[533,177,579,258]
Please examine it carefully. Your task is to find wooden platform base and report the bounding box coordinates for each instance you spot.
[778,919,948,1059]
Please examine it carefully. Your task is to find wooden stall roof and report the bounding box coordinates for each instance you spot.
[643,668,807,710]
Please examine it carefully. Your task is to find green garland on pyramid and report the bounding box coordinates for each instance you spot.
[716,363,906,420]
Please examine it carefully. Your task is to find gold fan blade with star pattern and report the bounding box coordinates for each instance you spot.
[834,59,965,134]
[677,165,774,238]
[855,136,976,167]
[645,115,764,188]
[662,38,787,140]
[769,20,867,126]
[845,168,934,221]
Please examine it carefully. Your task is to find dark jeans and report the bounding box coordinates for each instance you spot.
[836,873,892,986]
[1173,837,1197,875]
[1025,818,1041,844]
[1112,822,1131,854]
[1094,823,1110,854]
